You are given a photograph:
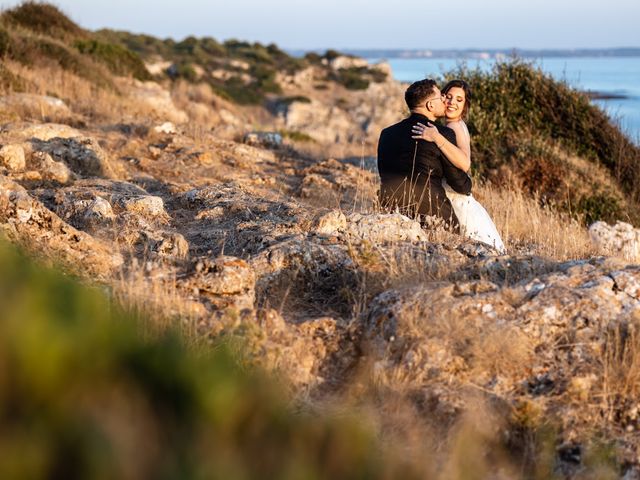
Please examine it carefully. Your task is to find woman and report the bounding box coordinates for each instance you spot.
[411,80,505,253]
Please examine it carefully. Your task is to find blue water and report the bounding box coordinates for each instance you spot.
[367,57,640,143]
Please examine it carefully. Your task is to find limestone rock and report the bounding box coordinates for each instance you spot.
[313,210,348,236]
[153,122,177,135]
[362,257,640,395]
[0,177,123,279]
[139,230,189,259]
[345,213,426,243]
[183,256,255,311]
[249,237,358,316]
[298,158,377,208]
[13,123,82,141]
[31,151,72,183]
[0,144,26,171]
[114,195,167,220]
[181,182,308,256]
[30,137,118,179]
[589,221,640,261]
[128,80,188,124]
[327,55,370,70]
[243,132,283,148]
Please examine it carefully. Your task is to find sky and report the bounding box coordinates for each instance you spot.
[2,0,639,50]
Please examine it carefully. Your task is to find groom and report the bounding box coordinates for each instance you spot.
[377,79,471,232]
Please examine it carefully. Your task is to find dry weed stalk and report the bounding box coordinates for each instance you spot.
[601,318,640,423]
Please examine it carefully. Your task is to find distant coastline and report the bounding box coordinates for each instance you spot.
[289,47,640,60]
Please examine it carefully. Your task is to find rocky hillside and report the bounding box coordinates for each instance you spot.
[2,2,640,477]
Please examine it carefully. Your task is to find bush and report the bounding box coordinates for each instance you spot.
[74,39,151,80]
[576,193,624,225]
[0,238,425,479]
[279,129,315,143]
[333,67,370,90]
[0,26,10,56]
[1,1,86,41]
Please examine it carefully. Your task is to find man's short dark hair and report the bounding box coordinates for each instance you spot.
[405,79,437,110]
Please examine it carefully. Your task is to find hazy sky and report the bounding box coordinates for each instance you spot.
[2,0,639,50]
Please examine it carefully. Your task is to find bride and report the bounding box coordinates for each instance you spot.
[411,79,506,253]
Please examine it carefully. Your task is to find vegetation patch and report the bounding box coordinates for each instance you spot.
[279,129,315,143]
[73,39,151,80]
[0,1,86,41]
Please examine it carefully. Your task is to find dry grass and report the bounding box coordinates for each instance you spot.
[473,180,596,260]
[111,257,204,345]
[0,61,169,124]
[601,314,640,426]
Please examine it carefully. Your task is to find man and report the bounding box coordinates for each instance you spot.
[377,79,472,232]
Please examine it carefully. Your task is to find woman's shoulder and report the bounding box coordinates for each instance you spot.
[446,120,468,133]
[447,120,470,141]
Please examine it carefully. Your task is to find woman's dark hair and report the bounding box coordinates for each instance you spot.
[404,79,438,110]
[442,79,471,120]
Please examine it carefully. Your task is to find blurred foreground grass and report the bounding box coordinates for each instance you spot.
[0,239,421,479]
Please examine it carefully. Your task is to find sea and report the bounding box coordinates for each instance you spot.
[365,56,640,143]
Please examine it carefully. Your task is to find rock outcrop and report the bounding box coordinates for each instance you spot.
[0,177,123,279]
[590,220,640,261]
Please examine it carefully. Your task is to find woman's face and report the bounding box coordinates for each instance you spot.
[444,87,466,121]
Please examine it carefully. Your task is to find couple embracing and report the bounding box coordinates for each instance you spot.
[377,78,505,253]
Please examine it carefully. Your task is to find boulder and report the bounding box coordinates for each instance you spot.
[589,221,640,261]
[0,144,26,171]
[14,123,82,141]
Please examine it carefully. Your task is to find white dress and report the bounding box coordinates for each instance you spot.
[442,120,505,253]
[444,181,506,253]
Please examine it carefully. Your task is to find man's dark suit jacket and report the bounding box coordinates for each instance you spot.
[377,112,472,231]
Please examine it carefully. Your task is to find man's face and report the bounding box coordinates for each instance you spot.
[426,87,446,117]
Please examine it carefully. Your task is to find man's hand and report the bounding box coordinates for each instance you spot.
[411,122,440,143]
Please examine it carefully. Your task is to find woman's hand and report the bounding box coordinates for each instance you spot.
[411,122,440,143]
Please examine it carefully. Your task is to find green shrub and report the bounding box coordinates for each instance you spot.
[324,49,341,61]
[576,193,625,225]
[279,129,315,143]
[0,26,10,56]
[169,61,199,82]
[333,67,370,90]
[1,1,86,41]
[212,77,264,105]
[74,39,151,80]
[277,95,311,106]
[0,238,425,479]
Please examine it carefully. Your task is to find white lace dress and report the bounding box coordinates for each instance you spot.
[443,181,506,253]
[442,120,505,253]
